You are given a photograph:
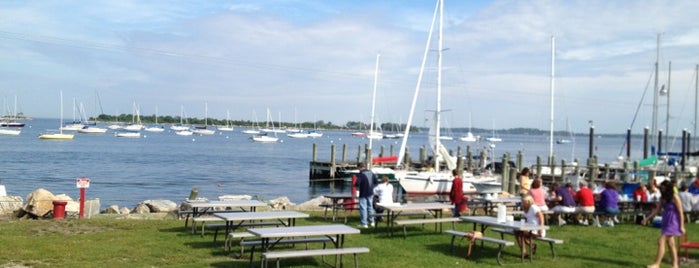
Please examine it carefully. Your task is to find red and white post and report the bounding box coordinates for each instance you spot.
[76,177,91,219]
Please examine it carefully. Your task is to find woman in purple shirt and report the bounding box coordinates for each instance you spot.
[596,181,620,227]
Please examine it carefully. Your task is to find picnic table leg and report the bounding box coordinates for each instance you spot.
[496,244,506,266]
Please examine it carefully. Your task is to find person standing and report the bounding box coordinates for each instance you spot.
[354,162,378,228]
[642,180,685,268]
[449,169,466,217]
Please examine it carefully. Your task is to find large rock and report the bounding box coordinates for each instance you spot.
[132,203,150,214]
[119,207,131,214]
[268,196,294,210]
[24,188,56,217]
[295,196,328,211]
[143,200,177,213]
[102,205,120,214]
[0,196,23,215]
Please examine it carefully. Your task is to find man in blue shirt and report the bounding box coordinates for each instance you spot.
[354,162,378,228]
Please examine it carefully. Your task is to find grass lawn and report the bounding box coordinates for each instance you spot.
[0,211,697,267]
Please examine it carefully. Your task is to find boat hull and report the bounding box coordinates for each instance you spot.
[397,171,478,195]
[39,133,74,140]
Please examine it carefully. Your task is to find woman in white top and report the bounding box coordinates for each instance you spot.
[516,195,546,257]
[647,181,661,202]
[373,176,394,221]
[373,176,394,204]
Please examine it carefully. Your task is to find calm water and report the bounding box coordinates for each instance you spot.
[0,119,649,208]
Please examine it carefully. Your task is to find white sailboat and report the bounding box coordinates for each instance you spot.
[217,110,234,132]
[396,0,496,194]
[192,102,216,135]
[241,110,261,135]
[77,102,107,134]
[170,105,190,131]
[0,96,21,135]
[60,98,84,131]
[251,133,279,143]
[260,110,286,134]
[144,106,165,132]
[252,109,280,142]
[123,102,143,131]
[0,128,20,136]
[485,121,502,142]
[459,113,478,142]
[77,125,107,134]
[39,91,75,140]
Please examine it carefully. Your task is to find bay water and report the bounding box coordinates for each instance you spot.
[0,118,645,208]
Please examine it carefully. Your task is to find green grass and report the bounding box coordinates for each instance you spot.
[0,212,697,267]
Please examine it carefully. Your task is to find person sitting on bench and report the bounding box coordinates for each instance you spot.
[515,195,545,257]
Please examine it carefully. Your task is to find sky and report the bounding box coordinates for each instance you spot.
[1,0,699,135]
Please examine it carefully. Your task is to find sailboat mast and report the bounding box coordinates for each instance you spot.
[396,0,440,168]
[695,64,698,151]
[59,91,64,133]
[434,0,444,173]
[651,33,661,154]
[665,61,671,151]
[549,36,555,161]
[369,53,380,154]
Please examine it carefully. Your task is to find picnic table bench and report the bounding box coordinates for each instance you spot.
[490,227,564,260]
[261,247,370,268]
[245,224,361,266]
[444,230,514,266]
[243,236,337,261]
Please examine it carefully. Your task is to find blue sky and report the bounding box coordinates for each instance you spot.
[1,0,699,135]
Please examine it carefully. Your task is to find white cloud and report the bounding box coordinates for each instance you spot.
[1,0,698,135]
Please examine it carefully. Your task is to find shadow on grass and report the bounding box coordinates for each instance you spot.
[553,253,637,267]
[158,226,187,233]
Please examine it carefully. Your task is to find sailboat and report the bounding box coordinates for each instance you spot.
[77,102,107,134]
[485,121,502,143]
[251,108,279,142]
[395,0,495,194]
[286,108,308,138]
[0,96,22,135]
[192,102,215,135]
[459,113,478,142]
[60,98,85,131]
[217,110,234,132]
[144,106,165,132]
[39,91,75,140]
[241,110,262,134]
[556,119,574,144]
[123,102,144,131]
[170,105,190,131]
